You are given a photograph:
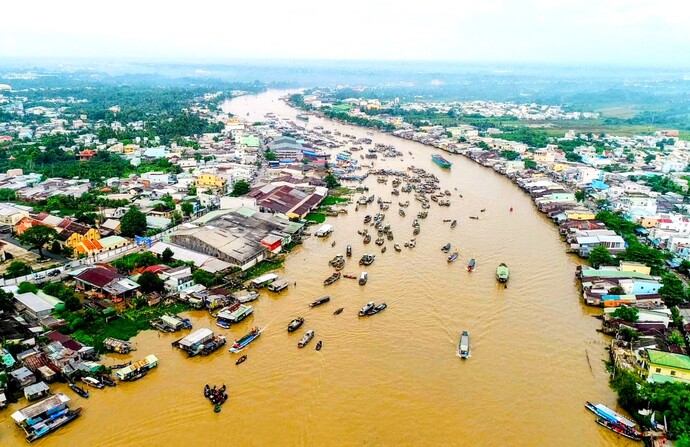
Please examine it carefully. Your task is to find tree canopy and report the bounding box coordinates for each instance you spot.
[19,225,59,259]
[231,180,250,197]
[120,207,147,238]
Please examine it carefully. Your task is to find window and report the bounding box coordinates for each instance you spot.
[656,368,662,373]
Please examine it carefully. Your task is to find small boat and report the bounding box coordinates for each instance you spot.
[496,263,510,283]
[585,402,642,440]
[310,296,331,307]
[288,317,305,332]
[458,330,470,359]
[381,246,387,253]
[450,220,457,228]
[346,245,352,257]
[323,272,341,285]
[331,241,336,247]
[399,209,406,217]
[343,274,357,279]
[448,250,459,263]
[595,418,642,441]
[127,370,148,382]
[298,330,315,348]
[363,234,371,244]
[359,271,368,285]
[315,340,323,351]
[442,243,451,253]
[394,243,401,252]
[81,376,104,389]
[229,327,262,353]
[359,254,375,266]
[236,355,247,365]
[109,361,131,370]
[366,303,387,315]
[358,301,375,316]
[216,320,230,329]
[375,237,385,246]
[333,307,344,315]
[364,215,372,224]
[469,216,479,220]
[100,375,117,387]
[510,207,513,212]
[480,208,486,212]
[69,382,89,398]
[467,258,476,272]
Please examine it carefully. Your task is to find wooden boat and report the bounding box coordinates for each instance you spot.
[458,330,470,359]
[480,208,486,212]
[595,418,642,441]
[323,272,341,285]
[109,361,131,370]
[229,327,262,353]
[448,250,459,263]
[310,296,331,307]
[366,303,387,316]
[442,243,451,253]
[235,355,247,365]
[346,245,352,257]
[363,234,371,244]
[450,220,457,228]
[359,271,368,285]
[467,258,476,272]
[394,243,401,252]
[375,237,385,246]
[288,317,305,332]
[496,263,510,283]
[333,307,344,315]
[358,302,375,316]
[585,402,642,440]
[364,215,372,224]
[69,382,89,398]
[315,340,323,351]
[100,375,116,387]
[399,208,406,217]
[359,254,375,266]
[343,274,357,279]
[81,376,104,389]
[126,370,148,382]
[298,330,315,348]
[331,241,336,247]
[469,216,479,220]
[381,246,387,253]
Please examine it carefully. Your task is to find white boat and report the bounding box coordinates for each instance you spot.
[458,331,470,359]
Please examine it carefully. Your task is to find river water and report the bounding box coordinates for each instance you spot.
[2,90,634,446]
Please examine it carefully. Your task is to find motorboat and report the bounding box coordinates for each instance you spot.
[309,296,331,307]
[324,272,341,285]
[366,303,387,315]
[467,258,476,272]
[358,301,375,316]
[442,243,451,253]
[229,327,262,353]
[448,250,459,263]
[394,243,401,252]
[236,355,247,365]
[288,317,305,332]
[81,376,104,389]
[315,340,323,351]
[458,331,470,359]
[298,330,315,348]
[496,263,510,283]
[333,307,344,315]
[69,382,89,398]
[359,271,368,285]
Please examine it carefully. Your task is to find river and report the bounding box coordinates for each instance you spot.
[2,90,633,446]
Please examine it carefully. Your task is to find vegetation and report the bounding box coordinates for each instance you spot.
[192,269,222,287]
[120,207,148,238]
[242,258,284,281]
[523,159,538,170]
[0,289,14,312]
[18,226,59,259]
[324,174,340,189]
[3,261,32,279]
[588,245,615,268]
[137,271,165,293]
[17,282,38,294]
[112,252,158,273]
[321,196,348,206]
[305,213,326,223]
[231,180,250,197]
[659,274,688,306]
[181,202,194,217]
[611,305,639,323]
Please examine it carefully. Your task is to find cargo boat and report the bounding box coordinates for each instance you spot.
[229,327,262,353]
[496,263,510,283]
[11,393,82,443]
[432,154,452,168]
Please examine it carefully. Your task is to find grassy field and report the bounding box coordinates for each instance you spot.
[321,196,348,206]
[242,258,284,280]
[305,212,327,223]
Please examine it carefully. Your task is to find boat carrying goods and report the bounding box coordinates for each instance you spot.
[115,354,158,380]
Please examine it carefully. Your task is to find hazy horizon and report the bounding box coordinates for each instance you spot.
[2,0,689,68]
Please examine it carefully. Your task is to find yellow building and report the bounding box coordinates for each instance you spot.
[552,163,569,172]
[123,144,140,154]
[59,224,101,250]
[196,173,227,191]
[619,261,652,275]
[639,217,659,228]
[646,350,690,384]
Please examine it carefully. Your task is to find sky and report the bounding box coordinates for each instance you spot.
[1,0,689,67]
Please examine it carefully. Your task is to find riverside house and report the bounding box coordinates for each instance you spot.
[645,350,690,384]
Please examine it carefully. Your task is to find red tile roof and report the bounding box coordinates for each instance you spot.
[76,267,123,288]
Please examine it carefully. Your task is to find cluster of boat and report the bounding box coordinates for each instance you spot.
[204,384,228,412]
[585,401,642,441]
[358,301,387,316]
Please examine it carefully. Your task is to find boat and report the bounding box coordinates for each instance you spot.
[315,340,323,351]
[358,302,375,316]
[323,272,341,285]
[236,355,247,365]
[467,258,476,272]
[229,327,262,353]
[399,208,406,217]
[450,220,457,228]
[366,303,387,315]
[333,307,344,315]
[126,370,148,382]
[296,113,309,121]
[585,402,642,440]
[359,272,368,285]
[442,243,451,253]
[196,335,227,356]
[346,245,352,257]
[25,406,82,443]
[359,254,375,266]
[81,376,104,389]
[496,263,510,283]
[363,234,371,244]
[343,274,357,279]
[448,250,459,263]
[68,383,89,398]
[394,243,401,252]
[469,216,479,220]
[364,215,372,224]
[298,330,315,348]
[100,375,116,387]
[216,320,230,329]
[288,317,305,332]
[108,361,131,370]
[375,237,384,246]
[480,208,486,212]
[432,154,452,168]
[381,246,386,253]
[458,330,470,359]
[310,296,331,307]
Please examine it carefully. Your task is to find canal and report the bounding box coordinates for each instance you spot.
[3,90,632,446]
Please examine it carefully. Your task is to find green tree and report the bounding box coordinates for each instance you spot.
[19,225,59,259]
[137,271,165,293]
[120,207,147,238]
[0,289,14,312]
[17,282,38,294]
[575,189,586,203]
[4,261,32,279]
[500,150,520,161]
[588,245,615,268]
[264,150,277,161]
[610,369,643,410]
[231,180,250,197]
[644,154,656,165]
[668,330,685,347]
[524,159,537,170]
[324,174,340,189]
[181,202,194,217]
[169,211,182,228]
[0,188,16,201]
[161,247,174,264]
[64,295,82,311]
[659,274,687,306]
[608,285,626,295]
[612,305,639,323]
[193,269,217,287]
